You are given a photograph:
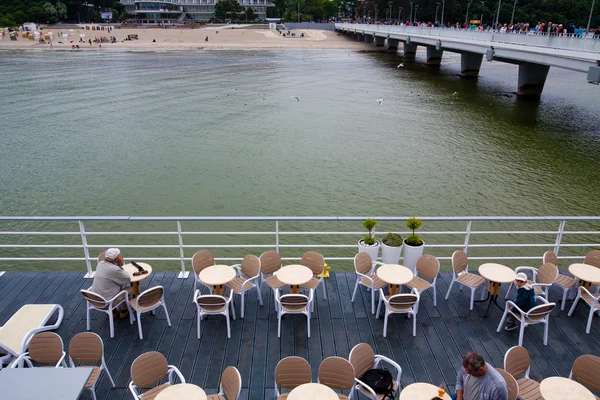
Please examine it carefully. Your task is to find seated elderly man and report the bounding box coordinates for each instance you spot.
[451,351,508,400]
[89,248,131,302]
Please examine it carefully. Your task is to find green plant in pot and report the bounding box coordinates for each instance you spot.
[358,218,381,261]
[381,232,404,264]
[403,217,424,272]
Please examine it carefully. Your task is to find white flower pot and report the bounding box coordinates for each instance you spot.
[358,239,381,262]
[381,243,403,264]
[403,240,424,274]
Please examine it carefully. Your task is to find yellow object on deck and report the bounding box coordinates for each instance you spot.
[318,263,331,278]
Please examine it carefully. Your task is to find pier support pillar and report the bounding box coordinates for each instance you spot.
[426,46,443,66]
[403,42,417,59]
[517,62,550,100]
[357,33,365,41]
[460,52,483,78]
[364,34,374,44]
[388,38,399,51]
[375,36,386,47]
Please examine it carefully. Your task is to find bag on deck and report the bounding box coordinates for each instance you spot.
[359,368,395,399]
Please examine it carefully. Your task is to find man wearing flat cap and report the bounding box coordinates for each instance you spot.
[89,248,131,301]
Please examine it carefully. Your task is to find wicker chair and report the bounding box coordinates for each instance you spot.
[569,354,600,398]
[568,286,600,334]
[81,289,133,338]
[260,250,285,311]
[130,286,171,340]
[275,289,314,338]
[192,250,215,293]
[9,332,66,368]
[495,368,519,400]
[543,251,577,310]
[444,250,486,310]
[506,262,558,300]
[193,291,235,339]
[299,251,327,300]
[207,366,242,400]
[376,288,420,337]
[497,296,556,346]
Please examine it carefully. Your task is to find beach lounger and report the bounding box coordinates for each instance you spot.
[0,304,64,369]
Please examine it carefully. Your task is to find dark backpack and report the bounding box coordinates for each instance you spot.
[360,368,395,400]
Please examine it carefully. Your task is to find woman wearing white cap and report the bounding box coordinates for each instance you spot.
[89,248,131,303]
[504,272,536,331]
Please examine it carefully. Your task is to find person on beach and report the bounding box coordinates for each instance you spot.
[451,352,508,400]
[205,35,209,42]
[89,248,131,303]
[504,272,536,331]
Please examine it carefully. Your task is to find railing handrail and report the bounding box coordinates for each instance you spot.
[0,215,599,278]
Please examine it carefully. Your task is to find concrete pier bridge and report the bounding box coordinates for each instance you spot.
[334,23,600,99]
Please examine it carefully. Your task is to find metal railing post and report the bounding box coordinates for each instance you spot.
[464,220,472,252]
[177,221,189,279]
[79,220,94,278]
[275,220,280,253]
[554,220,566,255]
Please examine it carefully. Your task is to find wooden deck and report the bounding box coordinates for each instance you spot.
[1,270,599,399]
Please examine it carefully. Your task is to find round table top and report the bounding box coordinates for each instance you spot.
[539,376,595,400]
[274,265,314,286]
[155,383,207,400]
[399,383,452,400]
[376,264,414,285]
[123,262,153,283]
[478,263,517,284]
[568,263,600,284]
[199,265,236,286]
[287,383,339,400]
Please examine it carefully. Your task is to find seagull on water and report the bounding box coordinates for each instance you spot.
[397,63,404,68]
[292,96,300,102]
[376,99,384,106]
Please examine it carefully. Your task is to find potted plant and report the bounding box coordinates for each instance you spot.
[381,232,403,264]
[403,217,425,273]
[358,218,381,261]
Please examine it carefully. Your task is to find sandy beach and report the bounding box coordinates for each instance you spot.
[0,26,373,51]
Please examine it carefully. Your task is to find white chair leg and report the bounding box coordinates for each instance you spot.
[256,285,263,306]
[241,292,245,319]
[505,282,514,299]
[137,312,143,340]
[86,306,91,331]
[277,311,282,338]
[104,364,116,387]
[561,288,568,311]
[568,294,581,316]
[322,279,327,300]
[109,313,115,338]
[128,303,134,325]
[163,303,171,327]
[544,319,550,345]
[470,288,475,311]
[89,388,97,400]
[445,279,454,300]
[412,312,417,337]
[518,322,525,346]
[383,310,389,338]
[433,285,437,307]
[197,310,202,339]
[376,296,383,318]
[497,309,509,332]
[351,279,359,302]
[307,312,311,338]
[274,290,278,312]
[225,309,231,339]
[230,299,236,320]
[586,306,595,334]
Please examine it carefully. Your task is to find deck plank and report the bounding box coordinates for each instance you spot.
[0,271,598,399]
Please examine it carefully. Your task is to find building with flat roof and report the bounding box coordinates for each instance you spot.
[120,0,273,24]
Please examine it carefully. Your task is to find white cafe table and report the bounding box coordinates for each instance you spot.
[399,382,452,400]
[568,263,600,289]
[123,262,153,296]
[539,376,595,400]
[155,383,208,400]
[287,382,339,399]
[477,263,517,317]
[274,265,314,294]
[0,367,93,400]
[376,264,414,295]
[199,265,237,295]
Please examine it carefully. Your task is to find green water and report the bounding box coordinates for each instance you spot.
[0,49,599,272]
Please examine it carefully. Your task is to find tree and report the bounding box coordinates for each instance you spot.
[271,0,289,18]
[214,0,229,20]
[245,6,257,20]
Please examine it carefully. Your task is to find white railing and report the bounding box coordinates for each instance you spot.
[0,216,599,278]
[335,23,600,53]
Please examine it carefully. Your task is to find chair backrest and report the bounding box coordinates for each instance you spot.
[571,354,600,392]
[416,254,440,281]
[504,346,531,379]
[279,294,309,311]
[318,356,355,390]
[196,295,228,312]
[275,356,312,390]
[81,289,108,309]
[260,250,282,275]
[137,286,164,309]
[543,250,558,267]
[495,368,519,400]
[301,251,325,275]
[584,250,600,268]
[452,250,468,275]
[388,293,419,311]
[536,262,558,285]
[525,302,555,322]
[68,332,103,363]
[240,254,261,279]
[28,332,64,364]
[221,366,242,400]
[349,343,376,378]
[192,250,215,275]
[131,351,168,388]
[354,252,373,275]
[97,251,105,262]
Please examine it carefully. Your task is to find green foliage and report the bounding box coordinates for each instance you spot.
[0,0,129,24]
[382,232,403,247]
[363,235,377,246]
[214,0,242,21]
[404,234,423,247]
[245,7,256,20]
[360,218,378,245]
